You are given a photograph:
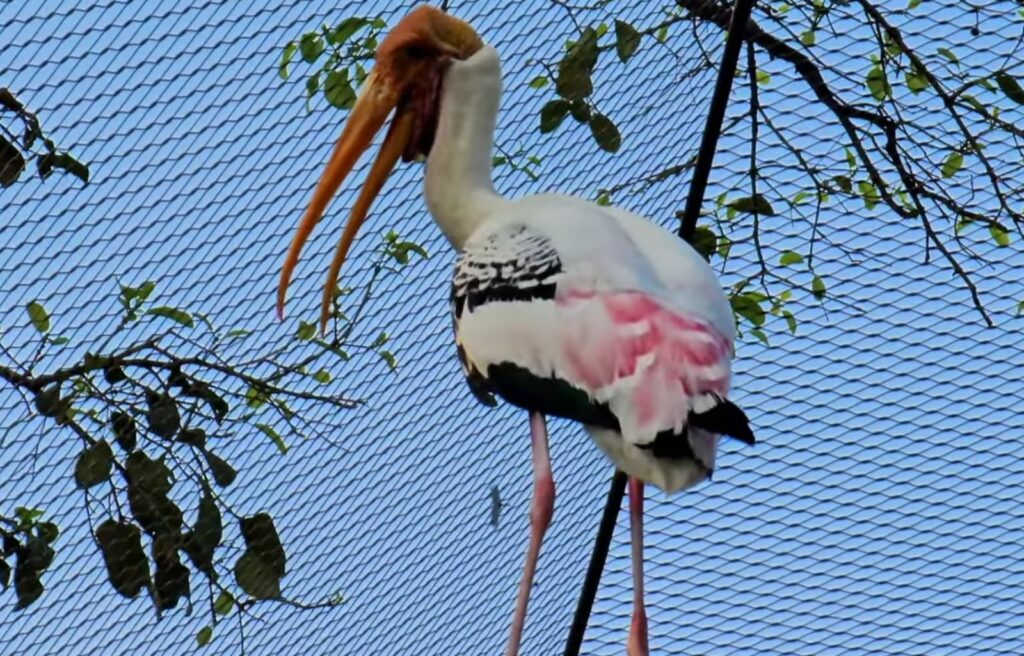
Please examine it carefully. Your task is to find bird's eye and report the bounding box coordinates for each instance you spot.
[406,45,432,60]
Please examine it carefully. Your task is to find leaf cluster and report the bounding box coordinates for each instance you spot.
[280,17,387,111]
[0,88,89,187]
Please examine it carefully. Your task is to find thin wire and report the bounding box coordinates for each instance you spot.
[564,0,758,652]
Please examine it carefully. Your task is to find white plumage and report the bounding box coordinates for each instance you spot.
[451,192,739,492]
[279,11,754,653]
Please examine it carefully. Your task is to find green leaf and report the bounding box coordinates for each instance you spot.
[996,71,1024,105]
[34,385,62,418]
[328,17,369,45]
[152,536,189,610]
[279,42,298,80]
[728,195,776,216]
[989,224,1011,247]
[74,440,113,489]
[832,175,852,194]
[905,65,929,93]
[214,590,234,616]
[568,99,590,123]
[197,626,213,648]
[246,385,268,409]
[125,451,173,496]
[528,75,549,89]
[655,25,669,43]
[392,241,428,264]
[717,234,732,259]
[95,519,150,598]
[38,152,89,183]
[234,550,281,600]
[756,70,771,86]
[749,328,769,346]
[556,27,598,100]
[183,490,221,576]
[865,65,891,101]
[324,69,356,110]
[908,0,921,8]
[588,113,621,153]
[126,460,182,539]
[378,350,397,371]
[204,450,237,488]
[37,522,59,544]
[305,72,320,98]
[177,427,206,447]
[145,392,180,439]
[730,293,766,327]
[26,301,50,334]
[779,251,805,266]
[595,191,611,206]
[857,180,880,210]
[226,328,251,339]
[311,369,331,384]
[256,423,288,454]
[845,148,857,171]
[961,93,987,114]
[240,514,286,578]
[14,507,44,527]
[299,33,325,63]
[691,226,718,262]
[194,491,222,559]
[782,309,798,334]
[102,364,126,383]
[0,135,25,186]
[111,411,137,452]
[941,151,964,178]
[614,20,641,63]
[539,100,570,133]
[800,30,816,46]
[14,564,43,610]
[937,47,959,66]
[146,306,194,328]
[811,275,827,300]
[297,321,316,341]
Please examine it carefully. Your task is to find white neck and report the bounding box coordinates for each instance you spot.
[425,46,507,249]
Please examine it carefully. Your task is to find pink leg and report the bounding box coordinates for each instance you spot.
[627,477,649,656]
[505,412,555,656]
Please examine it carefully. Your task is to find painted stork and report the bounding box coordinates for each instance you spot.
[276,6,755,654]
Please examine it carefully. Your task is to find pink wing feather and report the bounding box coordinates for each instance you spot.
[556,289,732,446]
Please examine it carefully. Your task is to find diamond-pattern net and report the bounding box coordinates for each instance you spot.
[2,1,1023,654]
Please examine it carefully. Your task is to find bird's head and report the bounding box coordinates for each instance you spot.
[277,5,483,330]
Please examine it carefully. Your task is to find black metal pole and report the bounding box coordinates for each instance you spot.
[564,0,756,653]
[563,470,627,656]
[678,0,756,238]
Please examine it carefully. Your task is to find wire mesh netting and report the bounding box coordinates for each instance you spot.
[2,0,1024,654]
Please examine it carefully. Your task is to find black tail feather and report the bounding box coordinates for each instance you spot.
[689,396,755,445]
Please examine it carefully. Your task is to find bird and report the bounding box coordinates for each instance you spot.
[276,6,755,655]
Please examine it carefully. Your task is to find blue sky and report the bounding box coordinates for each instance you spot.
[2,0,1024,654]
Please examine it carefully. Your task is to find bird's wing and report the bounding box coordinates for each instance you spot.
[450,196,748,447]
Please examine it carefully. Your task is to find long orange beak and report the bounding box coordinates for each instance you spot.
[276,5,483,335]
[276,70,410,332]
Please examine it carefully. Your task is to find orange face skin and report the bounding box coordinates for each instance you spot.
[276,6,483,332]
